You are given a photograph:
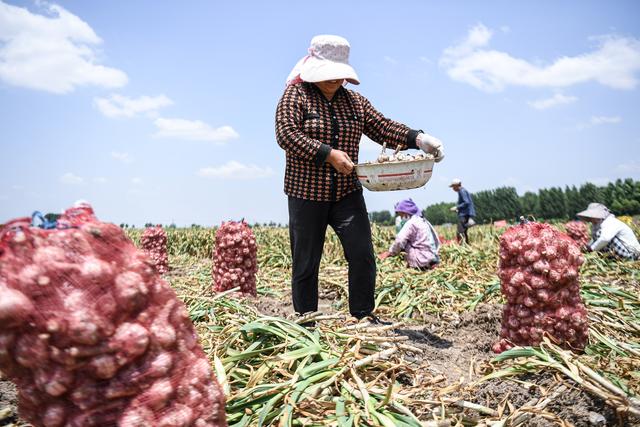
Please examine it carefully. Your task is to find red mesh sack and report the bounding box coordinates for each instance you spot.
[212,221,257,296]
[564,220,590,246]
[0,205,226,427]
[494,222,589,353]
[141,226,169,274]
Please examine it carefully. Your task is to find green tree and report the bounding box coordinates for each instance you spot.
[422,178,640,224]
[494,187,521,222]
[539,187,567,220]
[608,178,640,215]
[368,210,394,225]
[565,185,583,219]
[520,192,539,218]
[578,182,602,208]
[472,189,508,224]
[423,202,457,225]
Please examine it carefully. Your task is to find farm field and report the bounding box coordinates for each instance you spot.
[1,222,639,426]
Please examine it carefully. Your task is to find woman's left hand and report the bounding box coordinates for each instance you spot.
[378,251,391,260]
[416,132,444,162]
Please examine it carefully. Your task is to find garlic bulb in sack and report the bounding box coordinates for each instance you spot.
[141,226,169,274]
[0,205,226,427]
[212,221,257,296]
[493,222,589,353]
[564,221,590,247]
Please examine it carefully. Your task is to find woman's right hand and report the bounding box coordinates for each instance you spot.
[326,149,354,175]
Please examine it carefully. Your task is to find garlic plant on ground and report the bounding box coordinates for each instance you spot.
[153,221,639,426]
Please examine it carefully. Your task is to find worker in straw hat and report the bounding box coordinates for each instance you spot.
[378,199,441,270]
[276,34,445,324]
[576,203,640,260]
[449,178,476,244]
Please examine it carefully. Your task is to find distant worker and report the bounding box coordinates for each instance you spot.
[379,199,441,270]
[577,203,640,260]
[449,178,476,243]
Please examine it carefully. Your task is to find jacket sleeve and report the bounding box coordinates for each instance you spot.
[275,85,332,166]
[389,220,415,255]
[355,92,419,151]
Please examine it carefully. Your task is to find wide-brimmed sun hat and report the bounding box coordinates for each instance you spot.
[286,35,360,86]
[577,203,610,220]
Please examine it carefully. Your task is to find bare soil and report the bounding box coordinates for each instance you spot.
[0,377,21,426]
[394,303,501,382]
[473,373,631,426]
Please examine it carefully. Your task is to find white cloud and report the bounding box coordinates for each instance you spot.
[0,1,127,93]
[111,151,133,163]
[591,115,621,125]
[94,94,172,118]
[528,93,578,110]
[615,160,640,173]
[131,177,143,185]
[153,118,239,142]
[197,161,274,180]
[575,115,622,131]
[93,177,107,184]
[383,56,398,65]
[440,23,640,92]
[60,172,83,185]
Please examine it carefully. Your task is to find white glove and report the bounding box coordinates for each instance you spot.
[416,132,444,162]
[450,206,458,212]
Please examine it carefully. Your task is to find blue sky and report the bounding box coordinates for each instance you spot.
[1,0,639,226]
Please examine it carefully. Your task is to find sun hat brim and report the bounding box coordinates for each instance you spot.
[576,205,609,219]
[576,209,607,219]
[300,57,360,85]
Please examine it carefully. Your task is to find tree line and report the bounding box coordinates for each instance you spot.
[368,178,640,226]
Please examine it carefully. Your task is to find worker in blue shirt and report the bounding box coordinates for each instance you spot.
[449,178,476,243]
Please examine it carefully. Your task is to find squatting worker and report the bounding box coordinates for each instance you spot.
[577,203,640,260]
[378,199,441,270]
[275,35,445,323]
[449,178,476,244]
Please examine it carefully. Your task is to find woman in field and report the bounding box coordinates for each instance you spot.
[379,199,441,270]
[275,35,444,323]
[577,203,640,260]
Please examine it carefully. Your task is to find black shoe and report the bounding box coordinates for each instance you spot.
[298,320,316,329]
[354,313,392,326]
[367,314,392,325]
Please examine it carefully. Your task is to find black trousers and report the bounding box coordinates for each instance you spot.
[288,190,376,317]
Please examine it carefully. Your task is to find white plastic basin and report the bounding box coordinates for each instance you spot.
[355,158,435,191]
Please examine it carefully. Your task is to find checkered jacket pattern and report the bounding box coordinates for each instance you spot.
[595,228,640,260]
[275,83,419,201]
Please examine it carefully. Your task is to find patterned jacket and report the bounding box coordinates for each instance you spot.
[275,83,420,201]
